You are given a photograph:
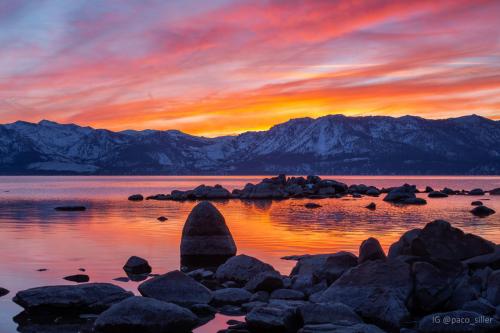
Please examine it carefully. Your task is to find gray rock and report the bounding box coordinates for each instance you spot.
[138,270,212,307]
[123,256,151,275]
[299,302,362,325]
[418,310,500,332]
[216,254,277,284]
[13,283,132,315]
[246,306,299,333]
[250,291,270,302]
[245,271,284,292]
[93,296,198,333]
[447,273,481,310]
[358,237,386,263]
[270,289,305,300]
[319,259,412,330]
[212,288,252,306]
[486,270,500,306]
[127,194,143,201]
[471,206,496,217]
[180,201,237,268]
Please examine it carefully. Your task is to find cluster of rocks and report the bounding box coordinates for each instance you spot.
[11,202,500,333]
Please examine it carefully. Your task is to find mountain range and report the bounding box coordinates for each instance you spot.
[0,114,499,175]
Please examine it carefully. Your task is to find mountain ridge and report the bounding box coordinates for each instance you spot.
[1,114,499,175]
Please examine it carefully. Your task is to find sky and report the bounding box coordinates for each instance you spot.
[0,0,499,136]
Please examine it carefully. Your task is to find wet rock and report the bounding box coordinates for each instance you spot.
[365,202,376,210]
[127,194,143,201]
[358,237,386,263]
[428,191,448,198]
[246,306,299,333]
[305,203,322,209]
[138,270,212,307]
[388,228,421,258]
[245,271,284,292]
[93,296,198,333]
[157,216,168,221]
[469,188,485,196]
[212,288,252,306]
[190,303,217,317]
[54,206,86,211]
[486,270,500,306]
[64,274,90,283]
[216,254,277,284]
[471,205,496,217]
[410,220,495,261]
[13,283,132,315]
[319,259,412,330]
[472,201,483,206]
[418,310,500,332]
[270,289,305,300]
[181,201,237,269]
[0,287,9,297]
[123,256,151,275]
[299,302,362,326]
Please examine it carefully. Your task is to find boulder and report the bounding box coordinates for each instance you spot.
[387,228,421,258]
[471,206,496,217]
[358,237,386,263]
[127,194,143,201]
[299,302,362,326]
[138,270,212,307]
[216,254,277,284]
[383,185,418,204]
[464,246,500,270]
[212,288,252,306]
[63,274,90,283]
[250,291,270,302]
[469,188,485,195]
[245,271,284,292]
[246,306,299,333]
[462,298,496,315]
[13,283,132,315]
[180,201,237,269]
[425,186,434,193]
[471,201,483,206]
[319,259,412,330]
[428,191,448,198]
[418,310,500,332]
[409,220,495,261]
[93,296,198,333]
[486,270,500,306]
[123,256,152,275]
[270,289,305,300]
[0,287,9,297]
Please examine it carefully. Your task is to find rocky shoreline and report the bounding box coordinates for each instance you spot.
[5,199,500,333]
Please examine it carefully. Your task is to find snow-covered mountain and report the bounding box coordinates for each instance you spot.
[0,115,499,175]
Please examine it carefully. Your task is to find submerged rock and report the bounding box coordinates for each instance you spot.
[305,203,322,209]
[358,237,386,263]
[123,256,151,275]
[471,205,496,217]
[54,206,86,211]
[93,296,198,333]
[0,287,9,297]
[127,194,143,201]
[215,254,277,284]
[180,201,237,269]
[64,274,90,283]
[138,270,212,307]
[469,188,485,196]
[471,201,483,206]
[13,283,132,315]
[157,216,168,222]
[428,191,448,198]
[212,288,252,306]
[365,202,376,210]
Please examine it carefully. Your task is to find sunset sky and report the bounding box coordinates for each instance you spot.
[0,0,499,136]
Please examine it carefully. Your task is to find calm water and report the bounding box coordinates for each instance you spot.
[0,176,499,332]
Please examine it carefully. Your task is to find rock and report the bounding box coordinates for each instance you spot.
[448,273,481,310]
[238,181,287,199]
[138,270,212,307]
[242,301,267,312]
[37,268,48,272]
[358,237,386,263]
[366,188,380,196]
[425,186,434,193]
[270,289,305,300]
[469,188,485,195]
[299,323,386,333]
[122,256,151,275]
[250,291,270,302]
[486,270,500,306]
[383,184,417,203]
[490,188,500,195]
[418,310,500,332]
[388,228,421,258]
[442,187,456,195]
[113,277,129,283]
[246,306,299,333]
[219,304,244,315]
[216,254,277,284]
[299,302,362,325]
[472,201,483,206]
[402,197,427,205]
[319,259,412,330]
[0,287,9,297]
[365,202,376,210]
[305,203,322,209]
[462,298,496,315]
[212,288,252,306]
[54,206,86,211]
[146,194,170,200]
[93,296,198,333]
[180,201,237,269]
[157,216,168,221]
[410,220,495,261]
[464,246,500,269]
[428,191,448,198]
[64,274,90,283]
[471,206,496,217]
[245,271,284,292]
[127,194,143,201]
[13,283,132,315]
[187,268,214,280]
[190,303,217,317]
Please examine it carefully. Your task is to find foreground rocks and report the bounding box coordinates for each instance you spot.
[216,254,278,284]
[180,201,237,269]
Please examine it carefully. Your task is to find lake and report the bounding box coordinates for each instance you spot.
[0,175,499,332]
